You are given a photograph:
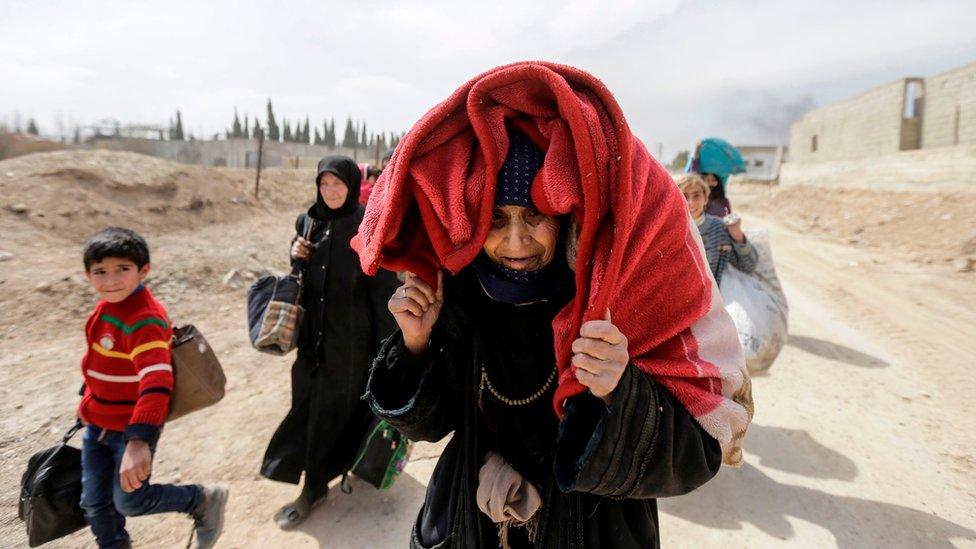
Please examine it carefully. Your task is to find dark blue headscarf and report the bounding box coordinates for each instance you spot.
[472,129,572,305]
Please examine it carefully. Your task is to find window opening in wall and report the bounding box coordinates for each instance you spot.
[900,79,924,151]
[811,135,818,152]
[903,81,924,119]
[754,159,765,167]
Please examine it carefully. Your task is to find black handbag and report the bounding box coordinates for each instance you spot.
[19,421,87,547]
[247,215,313,355]
[350,416,412,490]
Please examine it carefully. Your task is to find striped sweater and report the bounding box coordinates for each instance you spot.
[78,285,173,442]
[696,214,758,286]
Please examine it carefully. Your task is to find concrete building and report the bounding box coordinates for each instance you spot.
[736,145,787,181]
[789,60,976,163]
[782,60,976,187]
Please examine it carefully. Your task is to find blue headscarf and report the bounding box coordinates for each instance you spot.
[684,137,746,192]
[472,129,572,305]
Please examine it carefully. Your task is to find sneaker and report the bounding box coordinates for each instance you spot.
[191,484,229,549]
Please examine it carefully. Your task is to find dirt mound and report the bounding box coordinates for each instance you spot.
[0,150,318,348]
[0,149,311,245]
[0,131,68,160]
[736,184,976,267]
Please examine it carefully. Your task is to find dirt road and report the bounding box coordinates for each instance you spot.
[658,209,976,547]
[2,166,975,547]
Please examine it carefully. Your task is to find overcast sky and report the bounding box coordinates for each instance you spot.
[2,0,975,161]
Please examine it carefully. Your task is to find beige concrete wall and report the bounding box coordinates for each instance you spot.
[921,60,976,148]
[738,146,782,180]
[789,80,907,163]
[780,145,976,189]
[89,138,379,168]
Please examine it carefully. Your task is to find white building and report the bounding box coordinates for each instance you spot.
[737,145,787,181]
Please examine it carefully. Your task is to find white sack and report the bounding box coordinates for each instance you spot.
[720,230,789,373]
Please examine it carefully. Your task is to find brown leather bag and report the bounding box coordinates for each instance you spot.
[169,325,226,421]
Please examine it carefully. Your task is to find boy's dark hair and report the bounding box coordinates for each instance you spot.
[83,227,150,271]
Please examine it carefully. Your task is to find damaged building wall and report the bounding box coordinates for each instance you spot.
[788,80,907,163]
[788,60,976,165]
[921,60,976,149]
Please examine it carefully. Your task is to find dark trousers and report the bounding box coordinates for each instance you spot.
[80,426,201,549]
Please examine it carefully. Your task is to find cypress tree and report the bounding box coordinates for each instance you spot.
[283,119,292,142]
[266,99,280,141]
[342,117,357,148]
[173,111,184,140]
[232,108,242,138]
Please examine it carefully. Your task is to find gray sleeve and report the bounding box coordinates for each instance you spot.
[730,238,758,274]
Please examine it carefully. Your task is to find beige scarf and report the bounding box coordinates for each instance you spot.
[476,452,542,548]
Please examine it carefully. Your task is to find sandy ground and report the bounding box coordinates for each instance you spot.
[1,152,975,548]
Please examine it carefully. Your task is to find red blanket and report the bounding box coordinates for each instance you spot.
[353,62,752,463]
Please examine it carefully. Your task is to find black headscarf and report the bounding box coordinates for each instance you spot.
[311,155,361,221]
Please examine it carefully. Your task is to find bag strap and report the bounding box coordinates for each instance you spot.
[294,215,315,309]
[25,419,85,492]
[289,214,315,278]
[62,419,83,444]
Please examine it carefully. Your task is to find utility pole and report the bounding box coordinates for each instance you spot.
[254,129,265,198]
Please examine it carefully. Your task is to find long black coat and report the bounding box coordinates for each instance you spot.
[261,205,399,499]
[366,271,722,548]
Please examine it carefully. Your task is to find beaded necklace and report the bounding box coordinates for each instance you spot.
[479,363,558,406]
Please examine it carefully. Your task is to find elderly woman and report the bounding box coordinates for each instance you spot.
[368,130,723,548]
[261,155,399,528]
[356,62,751,548]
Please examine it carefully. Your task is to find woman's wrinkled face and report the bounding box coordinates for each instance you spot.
[318,172,349,209]
[483,205,559,271]
[682,185,707,219]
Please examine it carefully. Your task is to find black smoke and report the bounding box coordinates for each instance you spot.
[720,93,817,144]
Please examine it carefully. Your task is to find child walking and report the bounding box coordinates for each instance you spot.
[77,227,227,549]
[677,173,758,286]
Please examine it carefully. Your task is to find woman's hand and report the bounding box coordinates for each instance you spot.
[291,236,313,261]
[388,271,444,356]
[119,440,152,493]
[572,310,629,404]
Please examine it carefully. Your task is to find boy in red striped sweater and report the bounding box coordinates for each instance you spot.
[78,227,227,549]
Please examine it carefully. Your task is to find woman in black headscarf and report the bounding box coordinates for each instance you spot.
[366,131,722,548]
[261,155,399,528]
